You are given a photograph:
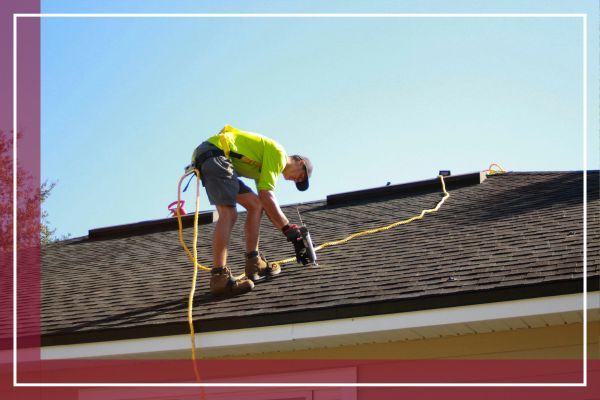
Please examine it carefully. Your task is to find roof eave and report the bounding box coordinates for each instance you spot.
[39,276,599,347]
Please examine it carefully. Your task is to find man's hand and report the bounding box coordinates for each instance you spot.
[282,224,306,262]
[282,224,302,242]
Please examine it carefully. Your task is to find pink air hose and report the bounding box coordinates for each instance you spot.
[168,200,186,216]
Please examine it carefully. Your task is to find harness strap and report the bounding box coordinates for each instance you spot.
[182,174,195,192]
[194,149,225,167]
[229,150,262,169]
[218,131,232,159]
[218,126,262,169]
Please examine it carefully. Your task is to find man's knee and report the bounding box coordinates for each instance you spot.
[238,193,263,215]
[216,205,238,225]
[246,196,263,215]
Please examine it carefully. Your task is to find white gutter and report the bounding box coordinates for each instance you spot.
[38,292,599,360]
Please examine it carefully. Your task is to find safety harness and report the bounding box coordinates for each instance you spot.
[194,125,262,170]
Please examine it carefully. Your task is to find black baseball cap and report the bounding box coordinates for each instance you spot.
[294,155,313,191]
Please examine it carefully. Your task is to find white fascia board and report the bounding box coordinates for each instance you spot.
[39,292,600,360]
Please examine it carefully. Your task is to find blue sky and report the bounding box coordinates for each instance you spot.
[40,0,599,238]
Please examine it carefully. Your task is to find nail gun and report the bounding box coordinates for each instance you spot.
[295,207,318,266]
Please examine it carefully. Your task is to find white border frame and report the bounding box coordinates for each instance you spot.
[13,12,589,388]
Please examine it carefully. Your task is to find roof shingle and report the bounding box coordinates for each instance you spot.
[40,171,600,344]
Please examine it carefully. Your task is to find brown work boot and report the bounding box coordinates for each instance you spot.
[245,253,281,282]
[210,266,254,297]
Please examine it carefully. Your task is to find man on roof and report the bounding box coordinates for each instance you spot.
[191,125,313,297]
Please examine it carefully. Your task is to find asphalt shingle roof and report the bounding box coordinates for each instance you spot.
[40,171,600,343]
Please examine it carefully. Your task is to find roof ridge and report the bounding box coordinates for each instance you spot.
[63,170,594,243]
[326,172,485,206]
[497,170,597,175]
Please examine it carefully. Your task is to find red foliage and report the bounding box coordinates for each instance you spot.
[0,130,39,254]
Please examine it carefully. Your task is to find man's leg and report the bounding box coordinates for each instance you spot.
[195,149,254,297]
[237,192,281,281]
[213,204,237,267]
[236,192,262,253]
[210,203,253,297]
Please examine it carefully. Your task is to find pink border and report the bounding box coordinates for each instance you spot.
[1,4,598,399]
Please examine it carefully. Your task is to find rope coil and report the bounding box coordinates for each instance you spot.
[484,163,506,175]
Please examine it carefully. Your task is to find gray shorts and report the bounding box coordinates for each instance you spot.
[193,142,253,206]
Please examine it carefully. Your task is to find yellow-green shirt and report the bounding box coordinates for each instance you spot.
[207,126,287,191]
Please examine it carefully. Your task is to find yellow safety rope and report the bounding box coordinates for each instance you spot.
[175,166,501,369]
[270,174,450,267]
[176,173,452,284]
[176,172,211,272]
[175,170,203,385]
